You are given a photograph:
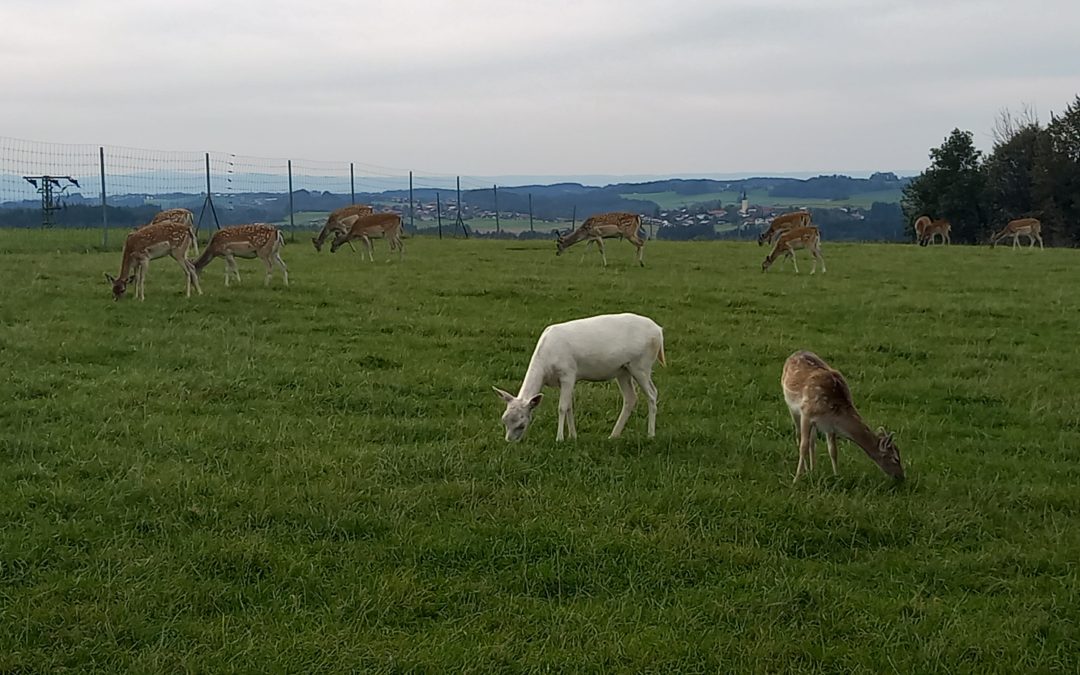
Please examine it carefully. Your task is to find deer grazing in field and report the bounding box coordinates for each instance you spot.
[555,212,646,267]
[137,208,199,256]
[758,211,811,246]
[330,212,405,261]
[192,223,289,287]
[913,215,951,246]
[782,350,905,483]
[494,313,665,442]
[312,204,374,252]
[990,217,1043,250]
[105,219,202,300]
[761,226,825,274]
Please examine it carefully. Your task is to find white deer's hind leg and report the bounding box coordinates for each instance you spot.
[609,371,638,438]
[628,366,658,437]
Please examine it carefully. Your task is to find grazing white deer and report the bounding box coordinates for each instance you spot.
[761,226,825,274]
[330,212,404,261]
[312,203,374,252]
[192,223,288,286]
[105,220,202,300]
[782,350,905,483]
[493,313,665,442]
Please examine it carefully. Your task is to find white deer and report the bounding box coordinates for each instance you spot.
[493,313,665,442]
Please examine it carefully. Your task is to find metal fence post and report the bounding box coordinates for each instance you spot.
[288,159,295,242]
[99,146,108,248]
[494,184,499,234]
[436,192,442,240]
[409,171,414,231]
[350,162,355,204]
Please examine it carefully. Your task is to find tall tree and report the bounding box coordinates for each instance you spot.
[902,129,987,243]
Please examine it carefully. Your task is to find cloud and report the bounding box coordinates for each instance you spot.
[1,0,1077,175]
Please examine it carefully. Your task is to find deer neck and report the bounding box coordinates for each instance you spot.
[834,411,883,464]
[516,348,551,400]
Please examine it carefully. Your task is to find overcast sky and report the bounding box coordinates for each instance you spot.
[2,0,1078,178]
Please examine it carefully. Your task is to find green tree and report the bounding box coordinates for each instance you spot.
[902,129,987,243]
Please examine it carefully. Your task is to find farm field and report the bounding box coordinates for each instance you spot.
[1,230,1079,671]
[622,188,906,210]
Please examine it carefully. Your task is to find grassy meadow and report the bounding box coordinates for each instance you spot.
[1,229,1079,671]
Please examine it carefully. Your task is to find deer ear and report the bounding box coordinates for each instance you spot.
[492,386,515,404]
[527,393,543,409]
[126,274,136,284]
[104,273,115,283]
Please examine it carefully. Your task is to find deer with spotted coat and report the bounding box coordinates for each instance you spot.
[192,223,289,287]
[105,219,201,300]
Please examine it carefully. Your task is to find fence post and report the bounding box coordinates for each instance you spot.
[287,159,295,242]
[350,162,355,205]
[436,192,442,240]
[409,171,414,231]
[572,206,576,229]
[99,146,108,248]
[529,193,534,233]
[494,184,499,234]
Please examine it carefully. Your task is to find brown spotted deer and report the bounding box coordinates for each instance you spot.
[758,211,811,246]
[330,212,404,261]
[761,226,825,274]
[913,215,951,246]
[105,220,201,301]
[136,208,200,256]
[990,217,1043,249]
[312,204,374,252]
[782,351,904,483]
[192,223,289,287]
[556,212,646,267]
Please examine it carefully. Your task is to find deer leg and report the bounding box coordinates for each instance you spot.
[137,259,148,301]
[578,240,592,264]
[1037,233,1044,250]
[364,236,375,263]
[826,432,840,476]
[556,379,575,442]
[596,238,608,267]
[794,416,814,483]
[628,366,658,437]
[790,250,800,274]
[274,251,289,286]
[609,370,638,438]
[635,239,645,267]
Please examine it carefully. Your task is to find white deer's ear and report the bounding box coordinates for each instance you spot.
[492,386,516,403]
[527,393,543,409]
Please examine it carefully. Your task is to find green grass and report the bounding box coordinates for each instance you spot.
[623,188,905,210]
[2,229,1079,671]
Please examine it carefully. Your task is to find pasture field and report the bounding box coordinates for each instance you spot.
[1,230,1079,672]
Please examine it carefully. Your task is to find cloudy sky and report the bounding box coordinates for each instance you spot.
[2,0,1078,178]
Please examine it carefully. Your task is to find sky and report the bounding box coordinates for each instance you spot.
[1,0,1078,180]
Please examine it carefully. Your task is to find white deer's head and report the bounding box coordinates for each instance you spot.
[493,387,543,442]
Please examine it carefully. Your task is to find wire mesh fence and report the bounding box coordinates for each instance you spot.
[0,135,577,248]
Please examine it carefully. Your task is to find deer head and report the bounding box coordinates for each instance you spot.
[329,233,347,253]
[311,236,324,253]
[104,272,135,300]
[873,426,904,480]
[493,386,543,442]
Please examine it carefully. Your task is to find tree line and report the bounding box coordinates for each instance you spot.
[902,95,1080,245]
